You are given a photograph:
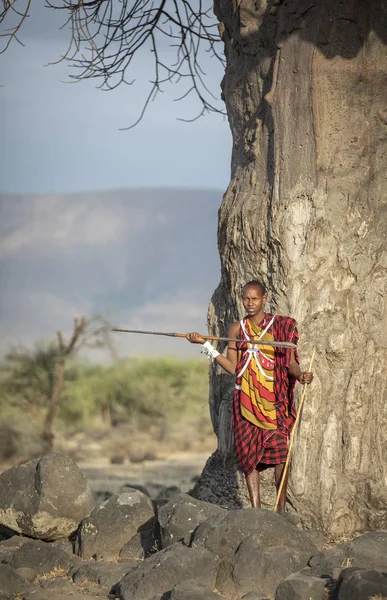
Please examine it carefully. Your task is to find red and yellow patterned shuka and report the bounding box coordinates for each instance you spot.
[232,314,299,476]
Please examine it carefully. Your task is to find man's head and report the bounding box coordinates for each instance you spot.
[242,280,267,297]
[242,281,267,317]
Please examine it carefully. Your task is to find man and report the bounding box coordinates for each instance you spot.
[186,280,313,512]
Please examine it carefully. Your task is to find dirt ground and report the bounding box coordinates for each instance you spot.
[77,450,212,499]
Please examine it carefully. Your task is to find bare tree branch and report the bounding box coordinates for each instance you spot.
[0,0,225,125]
[0,0,31,52]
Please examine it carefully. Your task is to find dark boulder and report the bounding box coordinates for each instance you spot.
[192,508,317,559]
[307,530,387,579]
[71,560,135,588]
[230,537,318,598]
[275,573,326,600]
[192,508,318,598]
[11,539,70,575]
[77,488,157,560]
[304,530,327,551]
[117,543,219,600]
[158,493,226,548]
[14,567,37,583]
[345,531,387,571]
[0,453,94,540]
[0,534,33,569]
[0,534,31,549]
[119,529,158,561]
[50,537,76,556]
[0,563,27,596]
[336,567,387,600]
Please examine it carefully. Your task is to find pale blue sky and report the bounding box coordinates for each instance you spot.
[0,3,231,195]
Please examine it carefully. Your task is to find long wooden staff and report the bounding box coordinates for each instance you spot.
[273,348,316,512]
[110,328,296,349]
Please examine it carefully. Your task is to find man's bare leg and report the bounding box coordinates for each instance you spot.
[245,464,270,507]
[274,462,288,513]
[245,470,261,507]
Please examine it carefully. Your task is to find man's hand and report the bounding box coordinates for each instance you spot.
[297,372,313,385]
[185,332,207,344]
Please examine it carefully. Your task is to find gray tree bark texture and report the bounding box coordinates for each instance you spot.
[192,0,387,539]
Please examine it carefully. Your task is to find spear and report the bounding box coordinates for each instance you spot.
[110,328,297,349]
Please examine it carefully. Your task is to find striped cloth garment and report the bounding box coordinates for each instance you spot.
[232,314,299,476]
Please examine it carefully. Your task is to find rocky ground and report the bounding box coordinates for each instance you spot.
[0,453,387,600]
[76,451,210,503]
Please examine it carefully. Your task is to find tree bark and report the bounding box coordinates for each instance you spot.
[42,360,65,452]
[193,0,387,539]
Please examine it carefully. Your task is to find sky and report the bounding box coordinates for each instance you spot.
[0,191,221,360]
[0,2,231,195]
[0,3,230,360]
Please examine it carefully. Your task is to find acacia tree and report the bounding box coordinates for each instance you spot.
[2,315,115,451]
[2,0,387,539]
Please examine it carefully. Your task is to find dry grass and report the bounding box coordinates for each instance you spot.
[340,557,353,568]
[369,596,387,600]
[34,567,69,583]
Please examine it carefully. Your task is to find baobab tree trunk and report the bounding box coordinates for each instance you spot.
[192,0,387,539]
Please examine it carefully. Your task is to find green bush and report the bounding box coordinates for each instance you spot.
[0,350,212,453]
[59,357,209,430]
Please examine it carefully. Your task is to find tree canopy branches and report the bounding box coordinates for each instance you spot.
[0,0,225,126]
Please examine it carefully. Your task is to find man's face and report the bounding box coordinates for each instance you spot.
[242,285,266,317]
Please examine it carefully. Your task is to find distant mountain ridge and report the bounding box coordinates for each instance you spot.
[0,188,223,358]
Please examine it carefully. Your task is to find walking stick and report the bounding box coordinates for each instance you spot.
[273,348,316,512]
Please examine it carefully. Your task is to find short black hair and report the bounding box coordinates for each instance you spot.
[242,280,267,296]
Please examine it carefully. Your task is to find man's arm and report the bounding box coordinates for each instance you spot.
[289,349,313,384]
[186,321,240,375]
[216,321,240,374]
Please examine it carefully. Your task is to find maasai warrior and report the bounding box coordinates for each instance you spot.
[186,280,313,512]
